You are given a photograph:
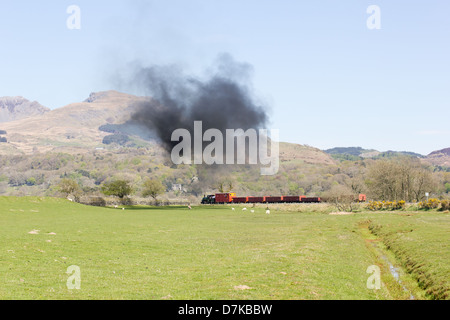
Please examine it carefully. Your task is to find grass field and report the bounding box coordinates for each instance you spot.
[0,197,448,300]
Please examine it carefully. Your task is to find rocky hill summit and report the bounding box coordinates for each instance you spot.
[0,97,50,123]
[429,147,450,157]
[426,147,450,167]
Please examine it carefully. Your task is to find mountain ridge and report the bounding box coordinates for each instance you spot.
[325,146,449,168]
[324,146,425,158]
[0,90,150,154]
[0,91,448,168]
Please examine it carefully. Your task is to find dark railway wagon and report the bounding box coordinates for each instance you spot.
[265,196,284,203]
[282,196,306,202]
[282,196,299,202]
[302,197,321,203]
[232,197,248,203]
[247,196,266,203]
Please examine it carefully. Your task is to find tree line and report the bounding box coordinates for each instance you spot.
[58,177,165,203]
[36,156,450,205]
[0,149,448,205]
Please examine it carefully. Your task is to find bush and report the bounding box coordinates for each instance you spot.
[26,177,36,186]
[142,178,166,201]
[99,124,120,134]
[419,198,440,210]
[102,134,130,146]
[58,178,81,198]
[85,196,106,207]
[101,180,133,199]
[9,174,26,187]
[439,200,450,211]
[392,200,406,210]
[120,197,133,206]
[366,201,383,211]
[366,200,405,211]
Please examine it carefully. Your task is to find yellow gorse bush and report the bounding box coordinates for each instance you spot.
[367,199,448,211]
[366,200,406,211]
[418,198,441,210]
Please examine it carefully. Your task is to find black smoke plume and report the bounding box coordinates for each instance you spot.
[129,54,269,155]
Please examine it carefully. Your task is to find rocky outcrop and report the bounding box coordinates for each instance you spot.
[0,97,50,123]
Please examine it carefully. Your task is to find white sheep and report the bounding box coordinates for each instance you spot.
[250,209,255,213]
[266,209,270,215]
[232,208,235,211]
[242,208,247,211]
[67,198,73,202]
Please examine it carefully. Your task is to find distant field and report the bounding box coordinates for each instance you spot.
[0,197,448,300]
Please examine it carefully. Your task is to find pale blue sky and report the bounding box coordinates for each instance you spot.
[0,1,449,155]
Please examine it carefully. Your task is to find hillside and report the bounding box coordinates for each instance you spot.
[0,90,341,199]
[429,148,450,157]
[281,143,335,165]
[0,91,336,165]
[325,147,376,157]
[325,146,424,160]
[425,148,450,167]
[0,91,150,154]
[1,91,446,200]
[0,97,49,123]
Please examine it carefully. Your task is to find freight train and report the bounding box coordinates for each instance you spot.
[201,193,367,205]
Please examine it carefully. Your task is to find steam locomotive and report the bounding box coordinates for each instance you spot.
[201,192,367,205]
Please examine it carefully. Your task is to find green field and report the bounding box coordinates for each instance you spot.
[0,197,448,300]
